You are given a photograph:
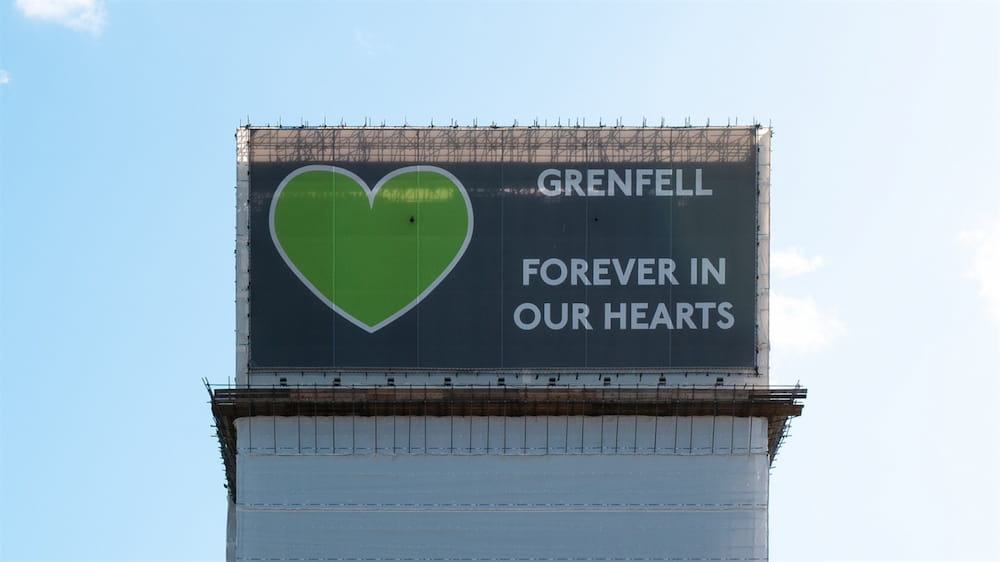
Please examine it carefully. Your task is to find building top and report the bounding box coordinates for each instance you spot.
[236,125,771,384]
[242,125,764,164]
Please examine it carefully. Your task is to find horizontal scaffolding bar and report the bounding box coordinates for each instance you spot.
[211,385,804,417]
[206,383,805,500]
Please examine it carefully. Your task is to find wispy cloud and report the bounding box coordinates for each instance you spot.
[354,28,379,57]
[770,292,845,353]
[15,0,107,35]
[0,70,9,85]
[772,247,825,279]
[959,213,1000,329]
[770,247,842,352]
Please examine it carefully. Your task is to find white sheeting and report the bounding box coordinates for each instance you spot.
[231,416,769,561]
[235,415,768,456]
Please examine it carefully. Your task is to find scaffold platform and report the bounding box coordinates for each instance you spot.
[207,383,805,498]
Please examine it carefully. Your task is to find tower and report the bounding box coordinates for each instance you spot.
[210,125,805,561]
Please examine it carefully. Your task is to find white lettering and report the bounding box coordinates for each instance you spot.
[695,169,711,195]
[570,258,590,286]
[654,169,672,195]
[532,169,711,197]
[540,258,568,286]
[716,302,734,329]
[522,258,540,286]
[649,302,674,329]
[635,169,653,195]
[514,303,540,330]
[612,258,635,285]
[605,303,627,330]
[515,303,593,330]
[676,302,696,329]
[636,258,655,285]
[694,302,714,328]
[702,258,726,285]
[658,258,678,285]
[521,257,682,286]
[630,302,649,329]
[675,168,693,196]
[586,169,605,196]
[544,302,568,330]
[564,169,584,196]
[537,169,561,197]
[593,301,735,330]
[592,258,611,286]
[573,302,593,330]
[608,169,632,196]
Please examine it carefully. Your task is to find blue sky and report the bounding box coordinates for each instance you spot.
[2,1,999,560]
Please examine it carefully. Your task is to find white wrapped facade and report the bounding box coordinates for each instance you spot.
[229,414,770,561]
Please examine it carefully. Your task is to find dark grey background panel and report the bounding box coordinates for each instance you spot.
[248,161,757,370]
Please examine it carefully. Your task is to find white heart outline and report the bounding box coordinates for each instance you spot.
[268,165,475,333]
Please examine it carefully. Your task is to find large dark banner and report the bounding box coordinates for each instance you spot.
[248,160,757,370]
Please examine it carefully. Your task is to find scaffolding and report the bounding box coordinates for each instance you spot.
[245,125,759,164]
[220,124,799,503]
[237,124,772,383]
[207,383,805,500]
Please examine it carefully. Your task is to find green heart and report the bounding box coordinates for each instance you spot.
[269,166,473,332]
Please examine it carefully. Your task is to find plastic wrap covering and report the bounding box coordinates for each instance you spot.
[230,416,769,561]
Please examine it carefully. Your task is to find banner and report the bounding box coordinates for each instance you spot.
[248,158,757,369]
